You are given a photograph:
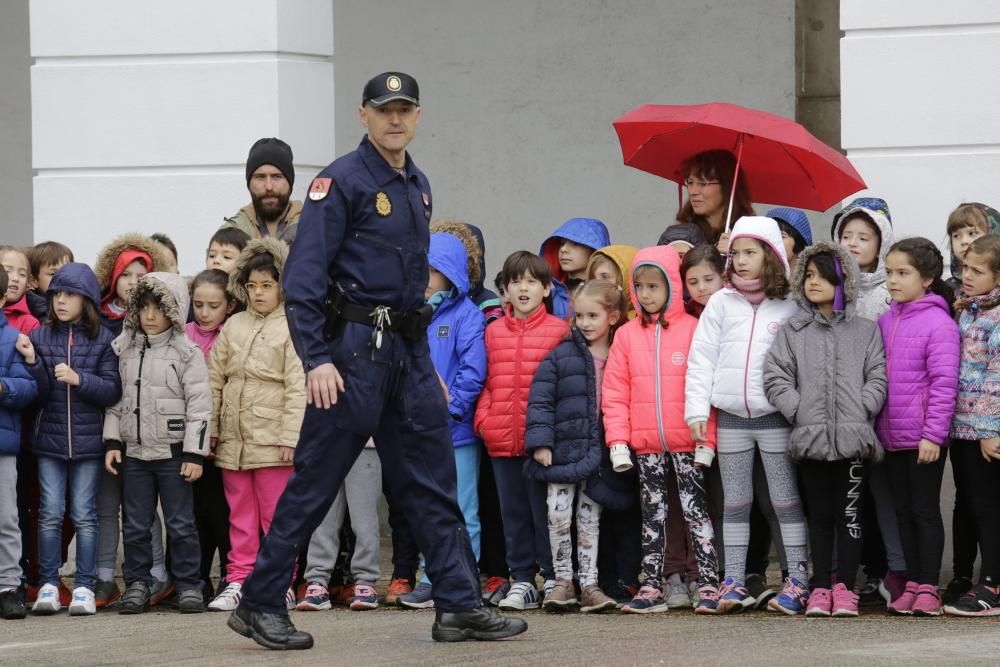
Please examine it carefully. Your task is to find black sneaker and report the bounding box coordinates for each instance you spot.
[0,589,27,620]
[178,588,206,614]
[432,607,529,642]
[858,576,883,606]
[118,581,151,615]
[745,574,774,610]
[943,584,1000,617]
[942,577,974,605]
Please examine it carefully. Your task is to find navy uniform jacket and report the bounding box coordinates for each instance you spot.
[284,136,433,373]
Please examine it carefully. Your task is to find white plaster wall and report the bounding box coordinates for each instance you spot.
[30,0,335,275]
[841,1,1000,249]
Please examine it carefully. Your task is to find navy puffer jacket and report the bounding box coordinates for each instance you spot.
[28,263,122,460]
[523,328,604,483]
[0,312,38,455]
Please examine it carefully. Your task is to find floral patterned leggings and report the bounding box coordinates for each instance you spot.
[637,452,719,590]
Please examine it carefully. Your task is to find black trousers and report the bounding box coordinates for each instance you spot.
[885,449,946,585]
[953,439,1000,585]
[948,440,980,580]
[799,458,867,590]
[193,462,230,591]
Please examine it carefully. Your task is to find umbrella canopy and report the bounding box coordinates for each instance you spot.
[613,102,866,213]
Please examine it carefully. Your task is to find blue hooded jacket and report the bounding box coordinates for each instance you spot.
[28,263,122,460]
[427,233,487,448]
[0,311,38,456]
[539,218,611,320]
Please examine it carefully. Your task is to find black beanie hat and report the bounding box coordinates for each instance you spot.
[246,138,294,188]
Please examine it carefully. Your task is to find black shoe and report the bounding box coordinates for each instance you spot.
[745,574,774,610]
[227,603,314,650]
[432,607,528,642]
[943,583,1000,617]
[942,577,974,605]
[0,589,27,620]
[178,588,206,614]
[118,581,151,615]
[857,577,882,606]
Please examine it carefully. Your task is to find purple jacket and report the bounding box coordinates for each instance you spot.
[876,293,959,450]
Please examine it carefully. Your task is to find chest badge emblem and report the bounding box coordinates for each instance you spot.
[375,191,392,217]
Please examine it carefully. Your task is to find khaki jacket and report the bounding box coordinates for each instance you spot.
[220,201,302,245]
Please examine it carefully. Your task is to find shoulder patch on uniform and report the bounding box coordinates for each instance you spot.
[437,324,450,338]
[309,177,333,201]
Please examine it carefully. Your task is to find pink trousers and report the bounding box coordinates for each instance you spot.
[222,466,293,584]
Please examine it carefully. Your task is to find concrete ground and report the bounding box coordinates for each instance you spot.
[3,604,1000,666]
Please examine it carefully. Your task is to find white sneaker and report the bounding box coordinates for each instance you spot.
[688,580,700,607]
[498,582,540,610]
[207,582,242,611]
[286,587,296,611]
[32,583,61,615]
[665,573,691,609]
[68,587,96,616]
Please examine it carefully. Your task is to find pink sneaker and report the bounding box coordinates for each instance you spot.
[831,583,859,617]
[888,581,918,615]
[805,587,832,617]
[911,583,942,617]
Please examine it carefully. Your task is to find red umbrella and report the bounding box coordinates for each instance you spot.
[613,102,866,228]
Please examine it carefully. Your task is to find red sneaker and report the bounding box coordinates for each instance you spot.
[335,584,355,605]
[481,576,510,607]
[384,578,412,606]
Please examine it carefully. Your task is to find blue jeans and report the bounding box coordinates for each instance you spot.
[37,456,101,590]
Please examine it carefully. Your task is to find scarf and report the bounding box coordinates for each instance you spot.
[954,286,1000,315]
[729,274,766,306]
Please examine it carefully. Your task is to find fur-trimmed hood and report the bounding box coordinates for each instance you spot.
[93,233,171,295]
[124,272,190,334]
[789,241,860,322]
[229,236,288,305]
[430,219,482,288]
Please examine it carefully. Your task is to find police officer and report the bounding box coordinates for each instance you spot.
[226,72,528,650]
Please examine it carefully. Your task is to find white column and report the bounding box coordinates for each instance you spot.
[841,1,1000,245]
[30,0,334,274]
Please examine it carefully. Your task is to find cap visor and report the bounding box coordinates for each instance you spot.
[366,94,419,107]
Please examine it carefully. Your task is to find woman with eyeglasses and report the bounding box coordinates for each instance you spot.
[658,150,755,255]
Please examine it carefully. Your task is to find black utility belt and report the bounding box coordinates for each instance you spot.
[334,302,432,343]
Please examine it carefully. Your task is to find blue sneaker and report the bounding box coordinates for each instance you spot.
[349,584,379,610]
[718,578,755,614]
[398,582,435,609]
[694,585,720,615]
[621,585,668,614]
[768,577,810,615]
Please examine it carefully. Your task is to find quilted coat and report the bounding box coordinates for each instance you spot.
[0,311,37,456]
[951,289,1000,440]
[523,327,603,482]
[210,238,305,470]
[104,272,212,462]
[29,263,122,461]
[876,292,960,449]
[685,217,798,423]
[603,245,717,455]
[475,303,568,457]
[763,242,887,462]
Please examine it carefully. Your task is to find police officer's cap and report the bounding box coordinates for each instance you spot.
[362,72,420,107]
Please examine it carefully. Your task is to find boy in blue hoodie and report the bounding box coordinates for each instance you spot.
[539,218,610,320]
[0,270,39,620]
[398,233,487,608]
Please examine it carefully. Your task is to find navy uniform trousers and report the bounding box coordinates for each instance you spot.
[240,322,482,614]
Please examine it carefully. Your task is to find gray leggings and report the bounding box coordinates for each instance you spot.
[97,467,164,581]
[718,426,807,583]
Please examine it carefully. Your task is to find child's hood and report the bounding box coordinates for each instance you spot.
[539,217,611,282]
[229,237,289,305]
[790,241,860,317]
[93,232,171,295]
[728,216,791,277]
[428,232,470,298]
[766,207,813,245]
[124,272,189,333]
[948,202,1000,283]
[831,197,895,275]
[48,262,102,311]
[586,245,639,284]
[629,245,685,323]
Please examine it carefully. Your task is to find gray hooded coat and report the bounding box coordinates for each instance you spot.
[763,242,888,462]
[830,197,894,321]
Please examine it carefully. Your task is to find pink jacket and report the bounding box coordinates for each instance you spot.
[876,293,960,449]
[603,246,717,456]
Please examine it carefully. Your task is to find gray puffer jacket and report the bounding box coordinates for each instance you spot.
[763,242,888,462]
[104,273,212,463]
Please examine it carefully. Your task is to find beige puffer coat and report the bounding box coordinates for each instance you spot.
[210,238,305,470]
[104,273,212,461]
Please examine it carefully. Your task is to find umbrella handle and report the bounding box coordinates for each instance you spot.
[725,135,745,233]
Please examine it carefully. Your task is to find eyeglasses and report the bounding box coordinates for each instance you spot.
[684,178,721,189]
[244,281,278,293]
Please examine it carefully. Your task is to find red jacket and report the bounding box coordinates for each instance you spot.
[603,245,717,455]
[3,296,40,335]
[475,305,568,457]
